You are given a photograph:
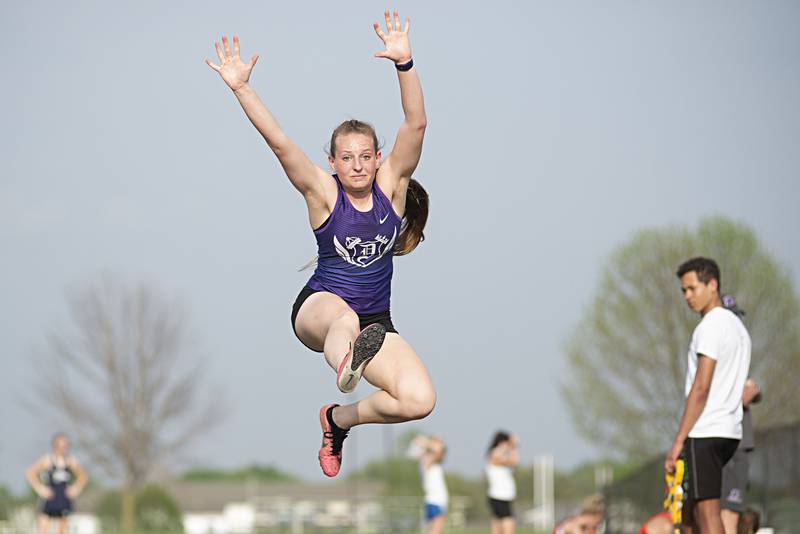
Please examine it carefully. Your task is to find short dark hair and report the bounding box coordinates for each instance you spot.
[676,257,721,290]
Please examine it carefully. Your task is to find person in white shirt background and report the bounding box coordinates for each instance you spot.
[409,435,449,534]
[665,257,751,534]
[486,431,519,534]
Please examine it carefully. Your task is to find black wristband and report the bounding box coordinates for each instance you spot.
[395,58,414,72]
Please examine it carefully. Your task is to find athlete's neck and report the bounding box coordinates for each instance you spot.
[700,296,722,317]
[345,189,373,211]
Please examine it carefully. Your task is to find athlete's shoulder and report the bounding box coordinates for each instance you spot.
[695,306,729,332]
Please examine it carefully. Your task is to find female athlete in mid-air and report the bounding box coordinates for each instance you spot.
[207,10,434,477]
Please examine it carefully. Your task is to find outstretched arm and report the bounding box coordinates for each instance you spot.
[373,12,427,203]
[206,36,330,204]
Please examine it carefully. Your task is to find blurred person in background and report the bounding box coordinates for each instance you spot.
[736,508,760,534]
[665,258,751,534]
[553,494,604,534]
[721,376,761,534]
[486,431,519,534]
[409,434,448,534]
[638,511,672,534]
[26,433,88,534]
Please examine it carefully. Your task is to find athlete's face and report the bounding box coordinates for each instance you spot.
[680,271,718,315]
[52,436,69,455]
[328,133,381,192]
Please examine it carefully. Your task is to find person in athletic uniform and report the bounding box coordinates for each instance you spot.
[25,434,88,534]
[665,258,751,534]
[408,435,449,534]
[486,431,518,534]
[721,377,761,534]
[552,495,604,534]
[207,11,434,478]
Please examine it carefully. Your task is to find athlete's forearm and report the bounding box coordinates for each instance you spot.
[231,82,321,192]
[25,469,47,495]
[232,83,295,153]
[74,468,88,492]
[396,67,427,129]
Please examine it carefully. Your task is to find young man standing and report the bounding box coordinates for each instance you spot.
[664,257,751,534]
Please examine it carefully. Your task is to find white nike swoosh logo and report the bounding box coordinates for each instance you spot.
[379,213,390,224]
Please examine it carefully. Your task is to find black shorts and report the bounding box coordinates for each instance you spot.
[721,448,749,513]
[683,437,739,519]
[290,285,397,353]
[40,497,72,518]
[487,498,513,519]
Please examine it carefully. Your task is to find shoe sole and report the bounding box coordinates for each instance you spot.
[336,324,386,393]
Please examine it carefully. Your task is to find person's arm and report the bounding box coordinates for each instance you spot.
[665,355,716,472]
[372,11,427,208]
[206,36,331,208]
[412,435,440,470]
[506,435,520,467]
[489,439,519,467]
[742,378,761,407]
[66,458,88,499]
[25,457,53,499]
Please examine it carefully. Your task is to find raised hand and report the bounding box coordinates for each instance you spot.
[373,11,412,64]
[206,35,259,92]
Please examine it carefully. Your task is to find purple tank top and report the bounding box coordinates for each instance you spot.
[307,175,402,314]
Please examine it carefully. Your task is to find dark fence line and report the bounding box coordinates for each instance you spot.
[603,421,800,534]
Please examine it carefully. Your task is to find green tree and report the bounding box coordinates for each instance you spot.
[181,464,296,482]
[95,484,182,532]
[562,217,800,458]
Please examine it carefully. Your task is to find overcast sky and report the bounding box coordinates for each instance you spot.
[2,1,798,492]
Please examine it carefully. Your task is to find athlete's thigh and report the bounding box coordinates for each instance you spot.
[294,291,359,350]
[362,333,434,397]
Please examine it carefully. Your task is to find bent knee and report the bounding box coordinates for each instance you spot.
[399,386,436,421]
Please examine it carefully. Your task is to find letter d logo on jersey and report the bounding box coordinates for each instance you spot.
[333,228,397,268]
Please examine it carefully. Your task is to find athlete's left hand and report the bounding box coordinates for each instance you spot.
[664,441,683,474]
[373,11,412,65]
[66,486,81,499]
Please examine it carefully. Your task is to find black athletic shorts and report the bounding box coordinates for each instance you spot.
[721,448,749,513]
[487,498,514,519]
[290,285,397,353]
[40,496,72,518]
[682,436,739,520]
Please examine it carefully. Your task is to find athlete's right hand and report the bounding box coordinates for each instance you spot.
[206,35,259,92]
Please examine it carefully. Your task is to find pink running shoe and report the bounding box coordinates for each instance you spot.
[318,404,349,477]
[336,323,387,393]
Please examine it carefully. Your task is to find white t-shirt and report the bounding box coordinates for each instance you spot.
[422,463,448,507]
[485,464,516,501]
[685,306,751,439]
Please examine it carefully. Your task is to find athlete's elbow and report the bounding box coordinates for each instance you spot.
[406,115,427,133]
[693,386,710,404]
